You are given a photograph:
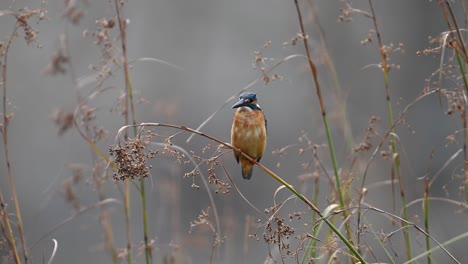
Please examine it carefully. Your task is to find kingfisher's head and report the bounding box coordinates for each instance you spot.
[232,92,261,110]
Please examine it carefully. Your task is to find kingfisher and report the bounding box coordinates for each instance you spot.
[231,92,267,179]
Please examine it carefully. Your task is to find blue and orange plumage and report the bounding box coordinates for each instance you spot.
[231,92,267,179]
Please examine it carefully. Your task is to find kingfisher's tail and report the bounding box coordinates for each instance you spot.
[241,160,254,180]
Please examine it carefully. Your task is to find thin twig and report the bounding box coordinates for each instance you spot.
[1,23,28,264]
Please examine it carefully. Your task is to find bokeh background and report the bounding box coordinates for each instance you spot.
[1,0,467,263]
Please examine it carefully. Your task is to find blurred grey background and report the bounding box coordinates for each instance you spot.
[1,0,467,263]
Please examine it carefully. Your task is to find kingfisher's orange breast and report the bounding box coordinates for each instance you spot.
[231,107,267,179]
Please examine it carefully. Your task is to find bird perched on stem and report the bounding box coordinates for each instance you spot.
[231,92,267,179]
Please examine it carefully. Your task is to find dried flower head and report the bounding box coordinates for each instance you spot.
[109,135,157,181]
[52,109,74,135]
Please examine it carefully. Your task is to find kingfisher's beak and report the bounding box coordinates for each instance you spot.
[232,99,247,109]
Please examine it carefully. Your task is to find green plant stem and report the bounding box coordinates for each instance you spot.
[124,180,132,264]
[2,25,28,264]
[310,173,320,261]
[438,0,468,207]
[368,222,395,264]
[140,179,151,263]
[292,0,352,246]
[454,49,468,95]
[307,1,354,150]
[114,0,151,262]
[367,0,412,261]
[444,1,468,61]
[0,194,21,264]
[401,207,412,261]
[424,177,432,264]
[300,166,321,264]
[452,48,468,205]
[464,118,468,205]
